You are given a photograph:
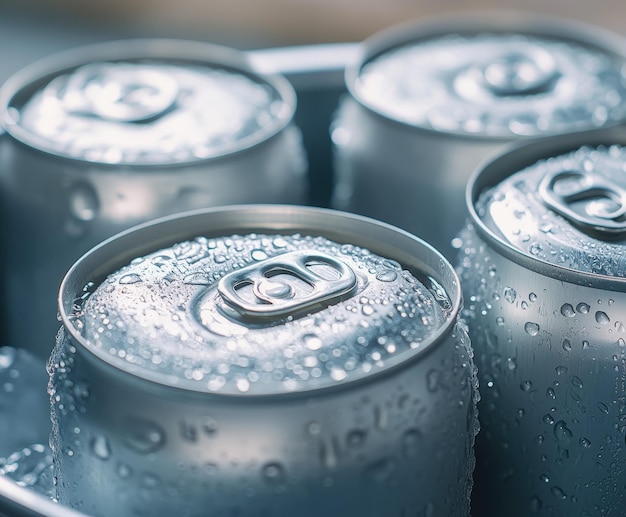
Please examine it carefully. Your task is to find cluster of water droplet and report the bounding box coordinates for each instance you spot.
[14,61,286,164]
[48,304,478,516]
[355,34,626,137]
[67,233,450,395]
[456,214,626,515]
[475,144,626,275]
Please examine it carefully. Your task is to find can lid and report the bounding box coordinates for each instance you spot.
[474,142,626,277]
[351,28,626,138]
[73,232,451,395]
[1,40,294,165]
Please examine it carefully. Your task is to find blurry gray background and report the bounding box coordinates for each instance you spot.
[1,0,625,83]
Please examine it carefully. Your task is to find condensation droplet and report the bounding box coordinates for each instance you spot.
[119,273,142,285]
[576,303,590,314]
[261,463,286,485]
[376,269,397,282]
[122,418,165,454]
[524,322,540,336]
[595,311,610,325]
[91,435,111,460]
[560,304,575,317]
[504,287,517,304]
[553,421,572,443]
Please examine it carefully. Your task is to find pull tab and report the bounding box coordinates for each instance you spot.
[538,169,626,235]
[218,250,357,319]
[58,63,179,122]
[482,47,558,96]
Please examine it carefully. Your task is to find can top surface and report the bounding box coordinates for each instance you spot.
[0,39,295,166]
[348,14,626,139]
[469,127,626,286]
[61,206,459,396]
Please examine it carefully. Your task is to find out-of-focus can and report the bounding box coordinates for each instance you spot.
[457,127,626,516]
[50,205,478,517]
[0,39,307,359]
[331,12,626,260]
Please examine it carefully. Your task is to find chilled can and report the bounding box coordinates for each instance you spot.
[49,205,478,517]
[457,126,626,516]
[0,39,307,359]
[331,12,626,261]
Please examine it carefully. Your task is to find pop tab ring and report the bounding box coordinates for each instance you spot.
[481,46,559,96]
[57,62,179,122]
[218,250,357,319]
[539,169,626,236]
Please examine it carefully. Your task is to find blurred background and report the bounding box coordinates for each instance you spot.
[1,0,625,82]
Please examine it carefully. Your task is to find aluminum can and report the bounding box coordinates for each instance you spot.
[457,126,626,516]
[0,39,307,359]
[49,205,477,517]
[331,12,626,261]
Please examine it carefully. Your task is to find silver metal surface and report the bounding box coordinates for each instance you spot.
[332,12,626,260]
[0,39,307,360]
[458,126,626,516]
[49,205,477,517]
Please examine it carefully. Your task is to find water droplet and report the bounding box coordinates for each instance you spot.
[553,421,572,443]
[597,402,610,414]
[330,368,347,382]
[0,348,16,370]
[579,437,592,448]
[304,334,323,351]
[346,430,367,448]
[576,303,590,314]
[307,421,321,436]
[504,287,517,303]
[506,357,517,370]
[402,429,422,458]
[91,435,111,460]
[521,380,532,392]
[496,317,505,326]
[117,463,132,478]
[261,463,286,485]
[427,370,440,392]
[543,414,555,425]
[551,486,567,500]
[119,273,142,285]
[546,388,556,400]
[560,304,575,317]
[376,269,397,282]
[530,496,543,513]
[562,339,572,352]
[571,376,583,389]
[249,249,267,262]
[69,182,99,222]
[366,457,396,484]
[524,322,540,336]
[529,293,537,302]
[236,378,250,392]
[595,311,610,325]
[122,418,165,454]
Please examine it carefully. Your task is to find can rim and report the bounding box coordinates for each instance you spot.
[0,38,297,167]
[345,10,626,141]
[58,204,463,399]
[466,125,626,290]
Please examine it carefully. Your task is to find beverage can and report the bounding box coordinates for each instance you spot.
[0,39,307,358]
[332,13,626,259]
[51,205,478,517]
[458,126,626,516]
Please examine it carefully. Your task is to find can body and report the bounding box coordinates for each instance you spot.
[332,13,626,261]
[0,40,307,359]
[50,205,477,517]
[458,128,626,516]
